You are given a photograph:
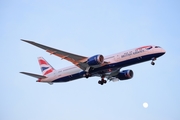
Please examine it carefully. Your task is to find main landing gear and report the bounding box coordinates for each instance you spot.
[151,57,156,65]
[98,75,107,85]
[84,72,91,78]
[84,67,94,78]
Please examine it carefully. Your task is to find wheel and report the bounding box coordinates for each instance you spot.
[151,62,155,65]
[98,80,104,85]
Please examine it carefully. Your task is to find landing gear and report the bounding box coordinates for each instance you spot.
[151,61,155,65]
[98,75,107,85]
[98,80,107,85]
[84,72,91,78]
[98,80,103,85]
[84,67,94,78]
[151,57,156,65]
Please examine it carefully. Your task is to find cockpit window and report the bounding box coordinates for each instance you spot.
[155,46,161,48]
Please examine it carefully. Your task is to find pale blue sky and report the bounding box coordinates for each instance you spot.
[1,0,180,120]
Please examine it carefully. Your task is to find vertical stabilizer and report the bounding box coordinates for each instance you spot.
[38,57,55,75]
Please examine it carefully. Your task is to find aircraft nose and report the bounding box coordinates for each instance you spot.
[161,48,166,55]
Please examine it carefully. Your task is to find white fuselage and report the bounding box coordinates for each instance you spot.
[41,45,165,83]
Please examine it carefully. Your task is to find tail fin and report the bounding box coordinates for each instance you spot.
[38,57,55,75]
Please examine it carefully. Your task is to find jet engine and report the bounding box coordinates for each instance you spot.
[87,54,104,66]
[116,70,134,80]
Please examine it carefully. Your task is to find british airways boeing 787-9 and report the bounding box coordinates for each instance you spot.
[20,39,166,85]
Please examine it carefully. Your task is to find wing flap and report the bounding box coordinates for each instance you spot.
[20,72,47,79]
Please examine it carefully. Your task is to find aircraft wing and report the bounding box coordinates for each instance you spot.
[21,39,90,70]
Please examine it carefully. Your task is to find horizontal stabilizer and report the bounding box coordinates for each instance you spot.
[20,72,46,79]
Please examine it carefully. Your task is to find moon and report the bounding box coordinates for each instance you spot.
[143,102,148,108]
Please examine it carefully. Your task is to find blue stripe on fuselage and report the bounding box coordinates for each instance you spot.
[52,53,165,83]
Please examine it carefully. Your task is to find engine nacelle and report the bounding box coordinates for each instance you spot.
[87,54,104,66]
[116,70,134,80]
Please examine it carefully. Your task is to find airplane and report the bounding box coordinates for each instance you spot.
[20,39,166,85]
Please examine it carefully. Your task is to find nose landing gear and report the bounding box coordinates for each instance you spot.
[151,57,156,65]
[151,61,155,65]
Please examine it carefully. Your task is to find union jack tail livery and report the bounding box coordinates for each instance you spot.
[38,57,54,75]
